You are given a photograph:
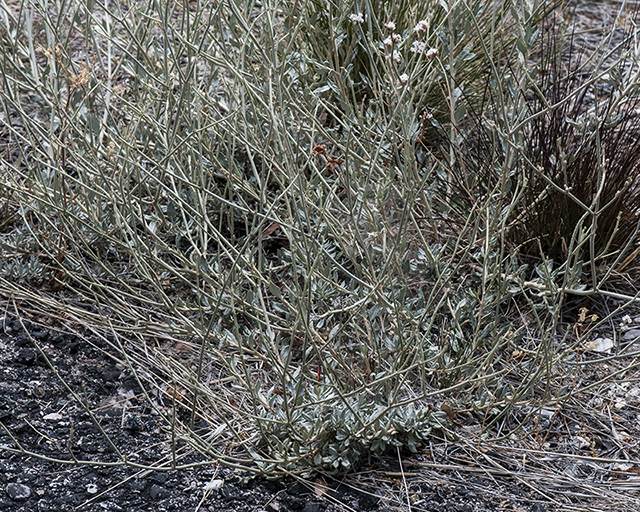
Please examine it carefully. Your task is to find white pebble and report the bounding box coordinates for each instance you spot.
[204,479,224,491]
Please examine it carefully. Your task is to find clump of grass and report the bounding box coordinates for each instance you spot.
[438,11,640,271]
[511,24,640,265]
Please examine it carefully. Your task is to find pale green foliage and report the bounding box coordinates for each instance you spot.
[0,0,638,474]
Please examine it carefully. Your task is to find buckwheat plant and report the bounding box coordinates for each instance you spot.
[2,0,638,479]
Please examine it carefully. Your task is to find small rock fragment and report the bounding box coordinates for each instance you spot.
[612,462,634,472]
[574,436,590,449]
[531,503,548,512]
[204,479,224,492]
[615,399,628,409]
[6,483,31,500]
[585,337,614,353]
[123,413,143,431]
[149,484,168,499]
[624,328,640,341]
[626,387,640,398]
[15,348,36,365]
[43,413,64,421]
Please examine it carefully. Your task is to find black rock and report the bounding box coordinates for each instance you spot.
[6,482,32,500]
[25,400,40,411]
[14,334,31,348]
[149,483,169,499]
[123,413,143,432]
[287,482,309,495]
[122,375,143,393]
[101,366,121,382]
[15,348,36,365]
[221,485,239,501]
[129,480,147,492]
[302,503,324,512]
[263,479,285,493]
[19,471,37,483]
[281,494,306,510]
[359,493,380,510]
[32,330,48,340]
[11,421,27,434]
[51,334,67,346]
[151,472,168,484]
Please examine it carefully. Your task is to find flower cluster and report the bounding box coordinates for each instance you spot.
[348,15,438,69]
[410,41,426,53]
[383,34,402,46]
[414,20,429,34]
[387,50,401,63]
[410,41,438,58]
[349,12,364,24]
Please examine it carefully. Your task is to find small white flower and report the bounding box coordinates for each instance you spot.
[410,41,426,53]
[399,73,409,84]
[384,21,396,31]
[426,47,438,59]
[390,50,401,62]
[414,20,429,34]
[384,34,402,46]
[349,12,364,24]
